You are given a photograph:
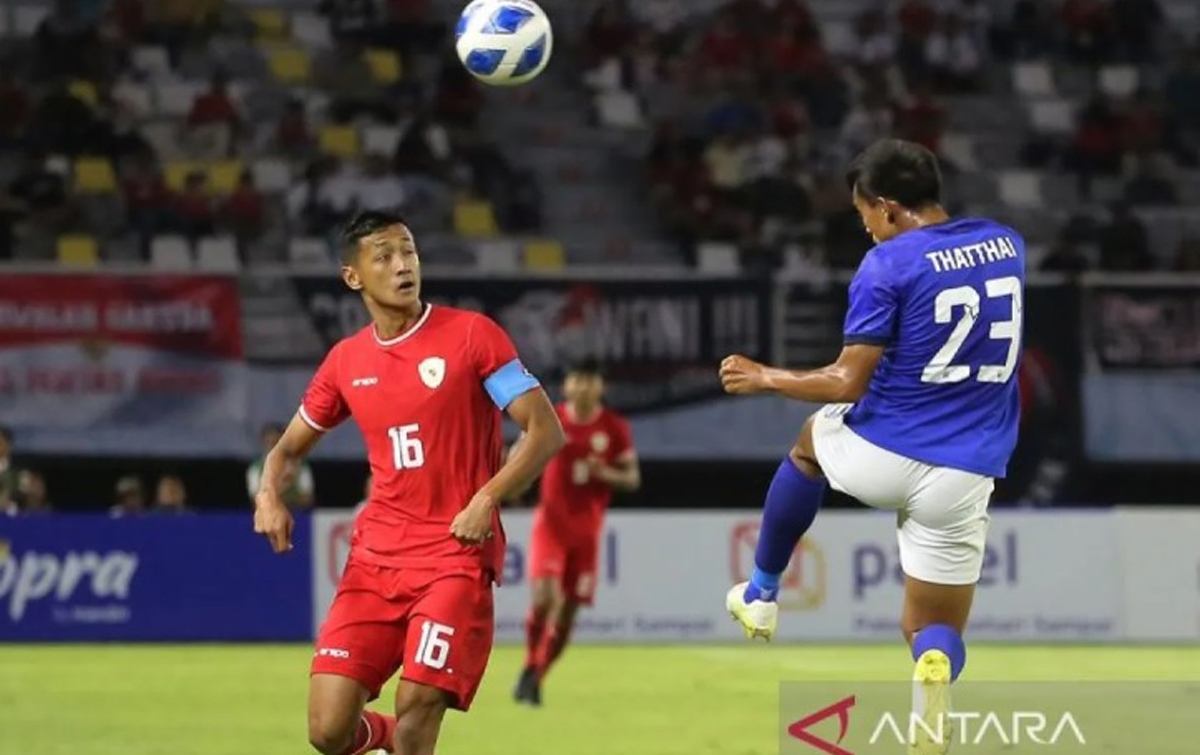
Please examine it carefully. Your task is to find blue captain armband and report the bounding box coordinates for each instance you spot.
[484,359,541,409]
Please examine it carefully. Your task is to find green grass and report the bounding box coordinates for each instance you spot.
[2,644,1199,754]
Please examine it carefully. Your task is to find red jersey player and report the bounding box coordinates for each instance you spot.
[253,212,565,755]
[513,358,640,706]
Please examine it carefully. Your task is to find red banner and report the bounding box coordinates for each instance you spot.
[0,275,242,358]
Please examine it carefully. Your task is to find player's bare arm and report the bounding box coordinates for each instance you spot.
[450,389,565,544]
[253,412,322,553]
[719,344,885,403]
[587,450,641,492]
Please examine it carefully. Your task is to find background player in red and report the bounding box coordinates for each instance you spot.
[253,211,565,755]
[513,359,640,706]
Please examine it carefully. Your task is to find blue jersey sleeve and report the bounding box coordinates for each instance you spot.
[843,251,898,346]
[483,358,541,410]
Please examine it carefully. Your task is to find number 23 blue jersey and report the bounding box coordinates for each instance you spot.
[842,217,1025,478]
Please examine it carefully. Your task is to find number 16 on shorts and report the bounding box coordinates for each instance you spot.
[415,621,454,670]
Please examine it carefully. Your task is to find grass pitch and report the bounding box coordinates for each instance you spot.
[2,644,1199,754]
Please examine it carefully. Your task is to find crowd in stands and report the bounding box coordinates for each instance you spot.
[582,0,1200,272]
[0,0,540,267]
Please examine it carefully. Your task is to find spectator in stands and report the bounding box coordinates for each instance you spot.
[838,84,894,158]
[247,423,315,510]
[0,62,32,148]
[1002,0,1056,59]
[853,8,898,77]
[1124,158,1178,207]
[15,470,53,515]
[34,0,103,81]
[433,51,484,129]
[584,0,637,70]
[925,11,982,92]
[185,70,240,158]
[0,427,15,511]
[25,79,105,156]
[220,169,266,248]
[895,79,947,155]
[1066,97,1122,182]
[318,0,379,45]
[1060,0,1111,66]
[896,0,937,83]
[633,0,688,57]
[110,475,145,517]
[168,170,215,241]
[286,157,340,236]
[274,98,313,158]
[1164,47,1200,135]
[121,149,170,250]
[151,474,190,514]
[144,0,227,67]
[383,0,447,61]
[1111,0,1162,63]
[1040,232,1091,273]
[1098,203,1154,271]
[3,150,77,256]
[315,39,395,124]
[355,153,408,214]
[1119,88,1167,175]
[1173,236,1200,271]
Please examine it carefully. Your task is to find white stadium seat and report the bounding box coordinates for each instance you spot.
[1012,62,1055,99]
[697,242,741,274]
[289,237,333,267]
[997,171,1044,208]
[196,237,241,272]
[252,158,292,193]
[150,236,194,270]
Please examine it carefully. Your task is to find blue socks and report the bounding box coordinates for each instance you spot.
[744,457,826,603]
[912,624,967,681]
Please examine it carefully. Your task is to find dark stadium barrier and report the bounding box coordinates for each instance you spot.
[0,513,311,642]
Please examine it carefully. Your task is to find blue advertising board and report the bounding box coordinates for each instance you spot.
[0,514,311,641]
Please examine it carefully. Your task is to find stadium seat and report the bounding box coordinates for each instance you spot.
[453,199,500,238]
[473,241,520,272]
[822,20,856,57]
[56,235,99,267]
[248,8,288,39]
[288,237,333,267]
[997,171,1044,208]
[1028,99,1075,135]
[252,158,291,193]
[364,49,402,84]
[69,80,97,107]
[595,91,643,129]
[318,125,359,158]
[1012,62,1055,98]
[267,45,312,83]
[940,133,978,171]
[362,125,400,156]
[523,239,566,270]
[196,237,241,271]
[13,5,50,37]
[291,12,333,48]
[150,236,194,270]
[112,81,152,118]
[73,157,118,194]
[154,81,205,118]
[165,161,204,191]
[132,45,171,78]
[697,242,741,274]
[1099,66,1139,99]
[208,160,244,194]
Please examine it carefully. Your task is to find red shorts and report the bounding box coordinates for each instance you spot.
[311,558,494,711]
[528,512,601,605]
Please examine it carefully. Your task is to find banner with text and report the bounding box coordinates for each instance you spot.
[246,274,772,414]
[0,514,311,641]
[0,275,248,456]
[313,510,1124,643]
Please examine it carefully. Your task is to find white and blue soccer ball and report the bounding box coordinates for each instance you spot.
[455,0,553,86]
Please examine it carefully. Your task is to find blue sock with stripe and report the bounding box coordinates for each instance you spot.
[743,457,826,603]
[912,624,967,682]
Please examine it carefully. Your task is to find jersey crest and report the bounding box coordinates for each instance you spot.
[418,357,446,389]
[590,432,610,453]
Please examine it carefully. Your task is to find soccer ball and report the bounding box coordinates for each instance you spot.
[455,0,553,87]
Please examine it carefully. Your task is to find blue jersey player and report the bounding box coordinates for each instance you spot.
[720,140,1024,754]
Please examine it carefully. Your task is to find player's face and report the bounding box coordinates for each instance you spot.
[343,224,422,309]
[564,372,604,407]
[852,187,898,243]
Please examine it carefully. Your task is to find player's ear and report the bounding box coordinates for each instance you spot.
[341,265,363,291]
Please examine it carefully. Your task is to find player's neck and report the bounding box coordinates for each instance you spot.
[566,402,602,424]
[371,301,426,341]
[902,206,951,232]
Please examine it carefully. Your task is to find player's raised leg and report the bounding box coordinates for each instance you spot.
[726,416,826,640]
[530,535,597,687]
[515,575,560,705]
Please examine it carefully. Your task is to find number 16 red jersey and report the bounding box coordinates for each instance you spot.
[300,305,540,581]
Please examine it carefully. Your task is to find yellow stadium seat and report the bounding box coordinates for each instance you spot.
[453,200,499,239]
[165,161,204,192]
[523,239,566,270]
[208,160,244,194]
[318,125,360,158]
[267,46,311,83]
[69,80,97,107]
[73,157,117,194]
[249,8,288,38]
[364,48,402,84]
[58,235,99,267]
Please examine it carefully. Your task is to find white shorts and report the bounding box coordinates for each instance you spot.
[811,404,993,586]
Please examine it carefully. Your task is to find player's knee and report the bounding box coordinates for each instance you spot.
[307,710,355,755]
[394,687,448,753]
[530,580,559,617]
[788,423,822,479]
[555,599,580,629]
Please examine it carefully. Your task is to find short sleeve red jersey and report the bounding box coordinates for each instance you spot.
[300,305,537,581]
[536,404,633,534]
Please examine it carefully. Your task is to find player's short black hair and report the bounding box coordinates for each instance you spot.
[846,139,942,210]
[338,210,409,264]
[564,358,605,379]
